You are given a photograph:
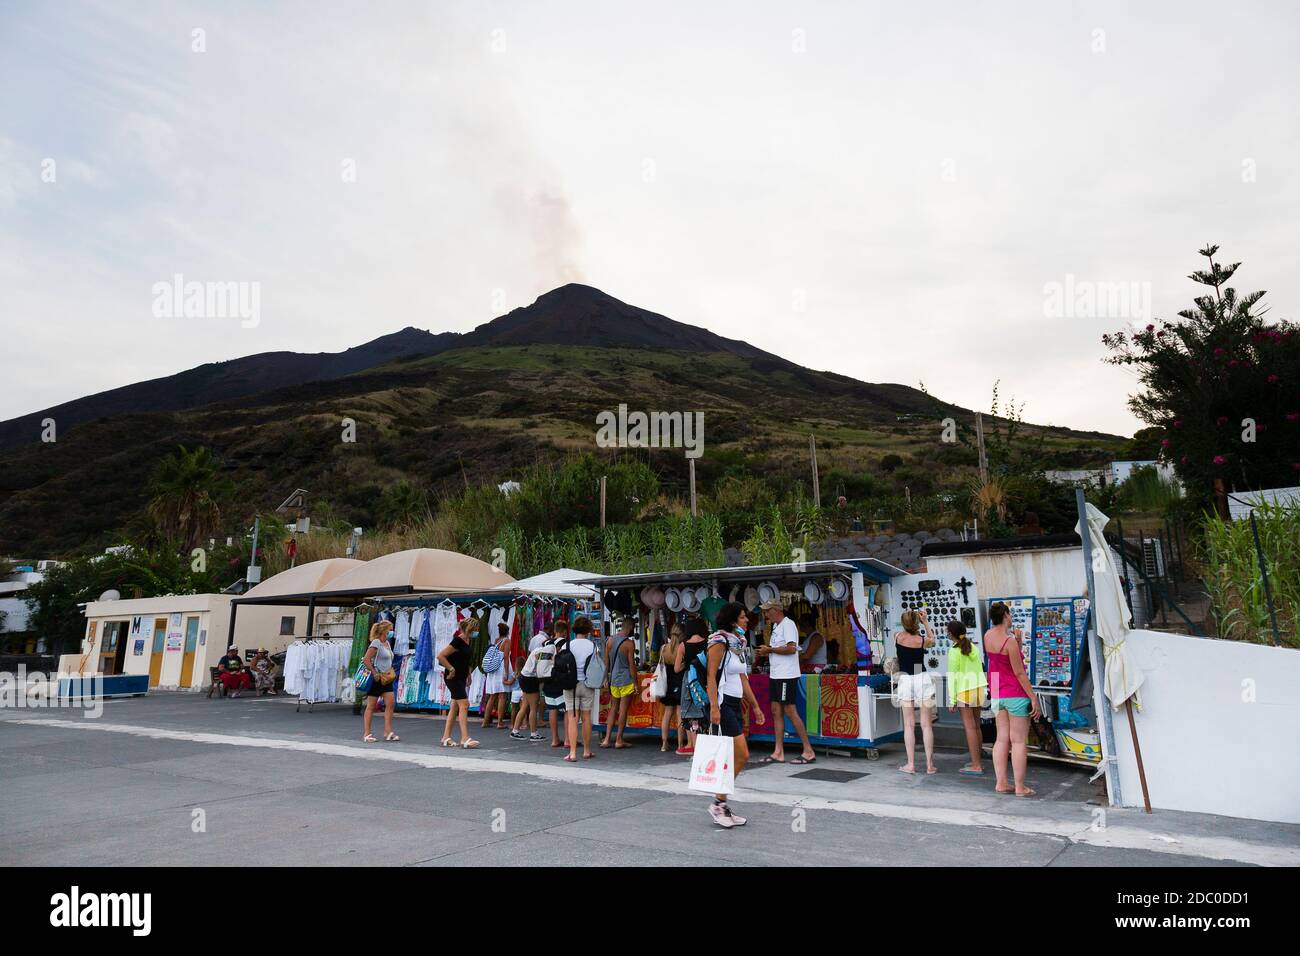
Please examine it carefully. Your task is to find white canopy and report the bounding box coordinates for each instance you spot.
[317,548,514,598]
[1077,502,1145,711]
[493,568,600,599]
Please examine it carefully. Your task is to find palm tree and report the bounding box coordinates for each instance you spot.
[147,446,229,551]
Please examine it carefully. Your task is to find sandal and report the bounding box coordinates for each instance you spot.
[758,755,786,764]
[363,734,377,743]
[563,754,577,762]
[583,752,595,759]
[789,755,816,765]
[462,739,480,749]
[440,738,459,748]
[385,732,400,742]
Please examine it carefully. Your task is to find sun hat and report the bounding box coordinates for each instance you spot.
[683,587,702,612]
[828,577,850,602]
[743,585,760,608]
[757,581,780,605]
[803,580,824,605]
[641,585,666,609]
[664,587,683,612]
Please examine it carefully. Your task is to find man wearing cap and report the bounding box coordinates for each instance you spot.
[216,646,252,698]
[755,600,816,764]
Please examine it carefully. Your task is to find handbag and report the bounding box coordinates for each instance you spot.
[650,662,668,699]
[482,644,504,674]
[688,725,735,795]
[353,663,373,695]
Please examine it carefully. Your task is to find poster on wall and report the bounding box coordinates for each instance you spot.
[165,614,184,652]
[1031,601,1074,687]
[133,639,145,656]
[987,596,1035,672]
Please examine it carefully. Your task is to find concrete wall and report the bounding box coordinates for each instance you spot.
[1098,629,1300,825]
[67,596,306,690]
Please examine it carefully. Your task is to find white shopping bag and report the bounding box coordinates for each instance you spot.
[688,729,735,795]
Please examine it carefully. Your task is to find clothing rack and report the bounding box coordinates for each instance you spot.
[285,635,351,712]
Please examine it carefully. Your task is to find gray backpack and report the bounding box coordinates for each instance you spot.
[582,637,606,689]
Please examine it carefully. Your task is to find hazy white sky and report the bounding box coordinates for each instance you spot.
[2,0,1297,435]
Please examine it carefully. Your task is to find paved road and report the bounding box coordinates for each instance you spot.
[2,693,1294,866]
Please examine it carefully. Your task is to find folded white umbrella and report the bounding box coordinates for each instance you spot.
[1077,502,1145,711]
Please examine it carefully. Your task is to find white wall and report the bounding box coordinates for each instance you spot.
[1099,629,1300,824]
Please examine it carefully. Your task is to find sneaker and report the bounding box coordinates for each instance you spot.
[509,730,526,740]
[528,732,545,741]
[723,804,746,826]
[676,746,694,755]
[709,802,736,828]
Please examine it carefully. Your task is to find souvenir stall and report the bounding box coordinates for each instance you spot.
[575,559,912,757]
[371,569,600,716]
[919,534,1105,766]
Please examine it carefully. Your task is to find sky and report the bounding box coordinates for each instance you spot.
[2,0,1297,435]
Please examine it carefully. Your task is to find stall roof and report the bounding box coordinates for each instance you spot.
[316,548,514,599]
[492,568,600,599]
[572,557,906,590]
[232,558,366,605]
[919,533,1082,559]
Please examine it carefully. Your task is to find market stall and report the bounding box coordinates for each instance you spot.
[574,559,912,756]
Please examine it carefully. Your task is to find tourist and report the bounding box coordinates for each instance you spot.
[894,609,937,775]
[437,617,479,748]
[510,623,552,741]
[945,620,988,776]
[984,602,1039,796]
[704,601,764,827]
[250,648,276,695]
[674,617,709,754]
[216,645,252,697]
[562,616,598,761]
[542,620,570,749]
[361,621,399,743]
[755,599,815,764]
[601,616,638,749]
[658,623,685,753]
[480,622,513,730]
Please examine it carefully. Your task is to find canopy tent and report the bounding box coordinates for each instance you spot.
[492,568,600,600]
[314,548,515,599]
[234,558,366,606]
[577,557,906,592]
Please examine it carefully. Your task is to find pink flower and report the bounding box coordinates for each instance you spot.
[1180,456,1189,465]
[1286,413,1300,421]
[1145,324,1155,332]
[1173,420,1183,428]
[1161,439,1171,447]
[1213,455,1226,466]
[1268,374,1280,383]
[1214,347,1227,357]
[1156,330,1165,338]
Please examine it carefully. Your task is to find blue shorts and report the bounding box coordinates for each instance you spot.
[718,696,744,737]
[990,697,1031,718]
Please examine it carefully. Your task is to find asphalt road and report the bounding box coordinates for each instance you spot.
[2,692,1294,867]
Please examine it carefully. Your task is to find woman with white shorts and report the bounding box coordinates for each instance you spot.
[893,609,938,775]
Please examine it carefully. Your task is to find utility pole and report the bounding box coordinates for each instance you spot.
[599,476,607,528]
[975,412,989,485]
[809,434,821,508]
[688,458,697,518]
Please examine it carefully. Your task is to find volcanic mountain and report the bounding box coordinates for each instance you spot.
[0,284,1124,554]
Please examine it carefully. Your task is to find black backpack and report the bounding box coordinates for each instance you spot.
[550,638,579,691]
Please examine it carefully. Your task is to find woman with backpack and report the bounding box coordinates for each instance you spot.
[437,616,479,749]
[674,617,710,755]
[704,602,765,828]
[561,615,600,761]
[479,622,514,731]
[600,616,639,749]
[542,620,571,749]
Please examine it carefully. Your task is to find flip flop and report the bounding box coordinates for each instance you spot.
[440,738,458,748]
[758,756,786,764]
[384,733,400,742]
[1015,788,1037,797]
[959,768,985,776]
[898,766,916,775]
[790,755,816,765]
[462,739,480,749]
[583,752,595,759]
[563,754,577,762]
[614,743,632,749]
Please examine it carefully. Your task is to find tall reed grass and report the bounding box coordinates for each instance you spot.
[1201,504,1299,647]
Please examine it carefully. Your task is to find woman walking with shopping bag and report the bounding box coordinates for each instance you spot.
[695,601,764,828]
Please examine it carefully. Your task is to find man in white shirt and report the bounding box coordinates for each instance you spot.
[562,616,598,760]
[755,599,816,764]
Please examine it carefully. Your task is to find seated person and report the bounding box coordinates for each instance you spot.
[250,649,276,695]
[800,629,828,673]
[216,646,253,697]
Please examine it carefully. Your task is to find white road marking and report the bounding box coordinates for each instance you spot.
[7,716,1295,866]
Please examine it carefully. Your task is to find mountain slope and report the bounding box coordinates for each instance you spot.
[0,326,459,451]
[0,285,778,452]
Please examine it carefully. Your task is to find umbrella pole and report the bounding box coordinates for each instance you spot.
[1125,699,1152,812]
[1076,489,1122,807]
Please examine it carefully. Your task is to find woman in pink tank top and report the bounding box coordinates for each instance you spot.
[984,602,1039,797]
